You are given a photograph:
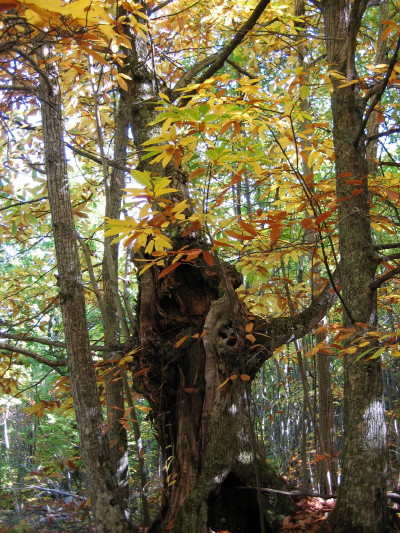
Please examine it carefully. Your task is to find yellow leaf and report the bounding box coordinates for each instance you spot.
[337,79,359,88]
[174,335,189,348]
[80,44,109,65]
[343,346,357,354]
[27,0,63,11]
[217,377,230,390]
[116,75,129,91]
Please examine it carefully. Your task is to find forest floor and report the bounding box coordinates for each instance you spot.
[279,496,400,533]
[0,495,93,533]
[1,496,399,532]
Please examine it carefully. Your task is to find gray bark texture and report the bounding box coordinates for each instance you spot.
[38,54,131,533]
[321,1,387,531]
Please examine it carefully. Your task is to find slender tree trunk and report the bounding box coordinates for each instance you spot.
[322,2,387,530]
[38,53,130,533]
[101,89,132,519]
[316,348,337,494]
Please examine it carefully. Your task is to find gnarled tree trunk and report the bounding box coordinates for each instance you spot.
[133,259,292,532]
[115,2,338,530]
[130,245,337,531]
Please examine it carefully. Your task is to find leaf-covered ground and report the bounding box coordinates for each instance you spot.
[279,497,400,533]
[0,497,92,533]
[279,497,335,532]
[2,496,400,532]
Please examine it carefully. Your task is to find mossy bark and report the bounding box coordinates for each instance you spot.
[133,259,292,533]
[322,2,387,531]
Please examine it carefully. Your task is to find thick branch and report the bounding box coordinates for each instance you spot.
[266,273,339,351]
[370,267,400,290]
[8,485,84,500]
[149,0,175,15]
[173,54,219,91]
[0,84,35,93]
[226,58,256,79]
[77,233,113,340]
[374,243,400,251]
[0,342,66,367]
[0,332,109,352]
[197,0,270,83]
[0,196,47,212]
[347,0,370,79]
[65,142,135,173]
[367,127,400,142]
[378,161,400,168]
[172,0,270,94]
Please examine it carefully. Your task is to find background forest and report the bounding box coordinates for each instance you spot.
[0,0,400,532]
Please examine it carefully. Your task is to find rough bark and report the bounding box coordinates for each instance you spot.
[131,258,295,532]
[102,90,132,519]
[316,348,337,495]
[38,54,130,533]
[109,2,340,530]
[321,1,387,531]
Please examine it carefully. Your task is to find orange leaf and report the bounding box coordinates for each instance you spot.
[80,44,109,65]
[212,239,234,248]
[183,387,198,394]
[246,333,256,343]
[133,367,150,377]
[386,188,400,203]
[182,219,201,237]
[135,405,152,413]
[338,172,353,178]
[158,262,181,279]
[225,230,254,241]
[313,454,330,463]
[301,218,314,229]
[238,218,258,236]
[245,322,253,332]
[184,249,202,261]
[315,211,332,225]
[270,225,282,243]
[240,374,251,381]
[149,212,168,227]
[119,419,130,430]
[202,250,214,265]
[188,167,204,180]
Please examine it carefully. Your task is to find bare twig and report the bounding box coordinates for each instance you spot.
[8,485,85,500]
[354,34,400,147]
[367,127,400,142]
